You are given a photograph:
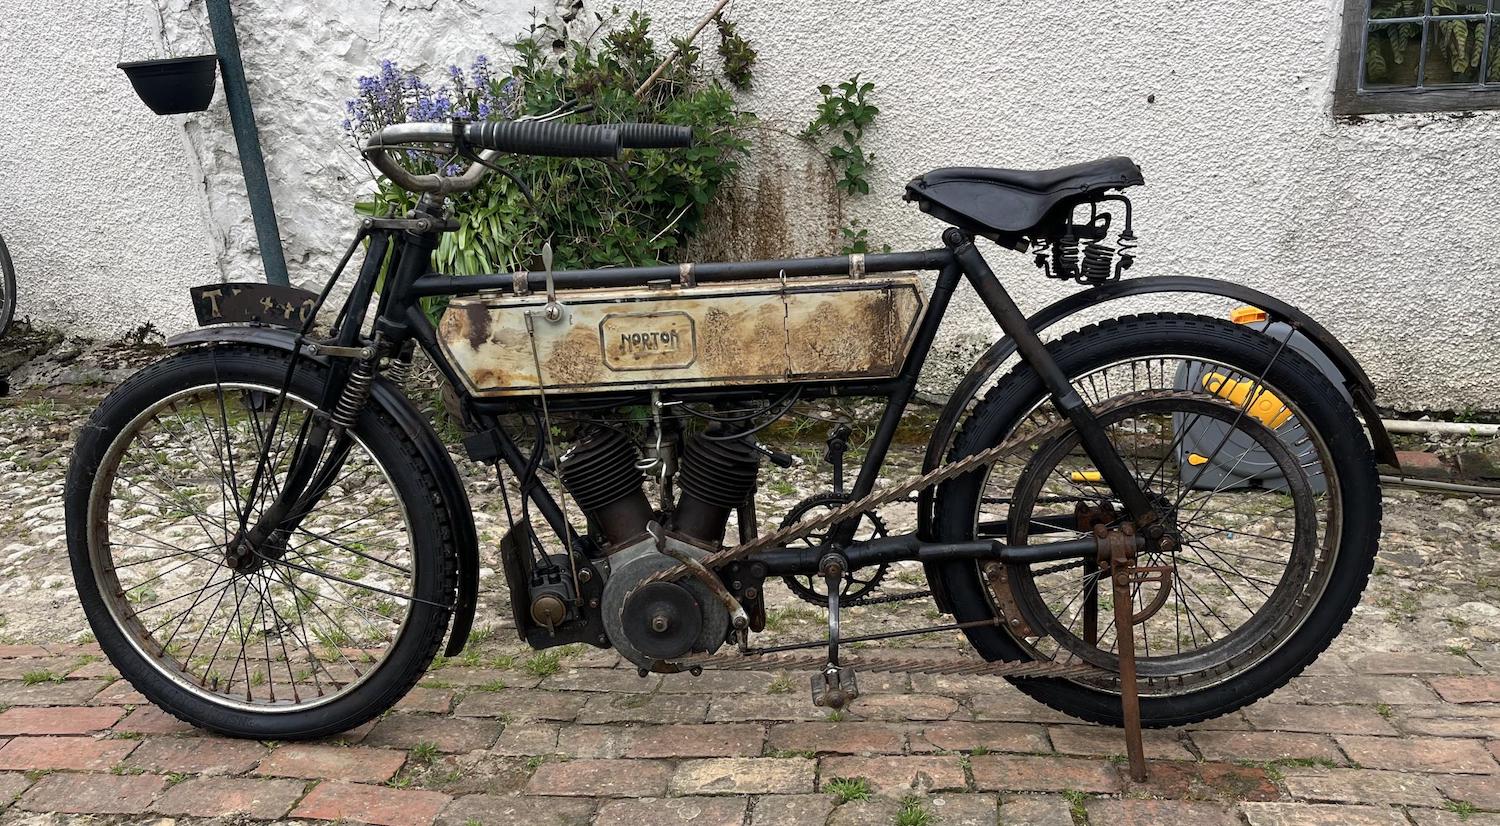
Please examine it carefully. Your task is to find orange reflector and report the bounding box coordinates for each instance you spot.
[1202,373,1294,429]
[1069,470,1104,483]
[1230,306,1269,325]
[1187,453,1210,466]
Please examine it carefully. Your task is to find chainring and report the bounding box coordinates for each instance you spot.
[778,492,890,606]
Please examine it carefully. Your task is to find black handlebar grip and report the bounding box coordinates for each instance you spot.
[617,123,694,149]
[464,121,621,158]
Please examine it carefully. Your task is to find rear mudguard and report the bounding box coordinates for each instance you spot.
[917,275,1397,612]
[166,325,480,656]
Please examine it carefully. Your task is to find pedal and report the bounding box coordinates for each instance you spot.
[811,663,859,710]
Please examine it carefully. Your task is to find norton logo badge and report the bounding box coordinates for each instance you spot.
[620,328,682,354]
[600,311,697,371]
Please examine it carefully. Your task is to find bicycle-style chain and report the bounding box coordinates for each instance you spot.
[646,389,1200,586]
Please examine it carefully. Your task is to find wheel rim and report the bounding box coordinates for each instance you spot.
[86,381,417,712]
[970,355,1344,697]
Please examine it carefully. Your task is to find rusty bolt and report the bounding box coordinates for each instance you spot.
[651,614,670,633]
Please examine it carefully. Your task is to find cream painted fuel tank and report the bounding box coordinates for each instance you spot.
[437,274,926,397]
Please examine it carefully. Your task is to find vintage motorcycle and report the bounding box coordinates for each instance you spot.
[64,116,1389,777]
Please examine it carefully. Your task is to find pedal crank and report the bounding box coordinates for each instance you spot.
[812,662,859,710]
[811,552,860,710]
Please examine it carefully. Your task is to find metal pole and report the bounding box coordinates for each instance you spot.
[204,0,290,286]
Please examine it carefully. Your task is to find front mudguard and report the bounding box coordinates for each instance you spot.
[916,275,1397,612]
[166,324,481,656]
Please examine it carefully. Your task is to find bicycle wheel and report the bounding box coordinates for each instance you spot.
[65,346,457,739]
[933,313,1380,727]
[0,234,16,339]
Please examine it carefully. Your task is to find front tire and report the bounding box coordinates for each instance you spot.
[65,346,457,739]
[933,313,1381,727]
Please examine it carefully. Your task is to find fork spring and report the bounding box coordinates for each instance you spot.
[330,361,375,429]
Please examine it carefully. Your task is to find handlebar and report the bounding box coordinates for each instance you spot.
[361,120,694,195]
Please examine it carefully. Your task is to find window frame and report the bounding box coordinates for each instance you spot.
[1334,0,1500,115]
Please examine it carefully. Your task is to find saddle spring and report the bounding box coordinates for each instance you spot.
[1033,197,1139,285]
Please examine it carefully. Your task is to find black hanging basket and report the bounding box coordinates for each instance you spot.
[118,54,218,115]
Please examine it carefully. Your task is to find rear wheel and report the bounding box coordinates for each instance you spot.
[65,346,457,739]
[933,313,1381,727]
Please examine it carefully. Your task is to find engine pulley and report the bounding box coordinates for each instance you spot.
[621,582,704,660]
[601,531,731,671]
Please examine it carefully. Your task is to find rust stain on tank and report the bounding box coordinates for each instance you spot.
[437,275,924,397]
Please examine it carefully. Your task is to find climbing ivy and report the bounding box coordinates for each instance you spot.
[801,75,879,196]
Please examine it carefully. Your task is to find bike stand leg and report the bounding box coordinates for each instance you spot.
[1111,553,1148,782]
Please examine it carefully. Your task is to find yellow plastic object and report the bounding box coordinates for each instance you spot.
[1069,470,1104,483]
[1230,306,1269,325]
[1187,453,1210,466]
[1201,373,1294,429]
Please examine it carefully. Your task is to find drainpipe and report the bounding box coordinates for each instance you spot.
[1381,419,1500,437]
[204,0,290,286]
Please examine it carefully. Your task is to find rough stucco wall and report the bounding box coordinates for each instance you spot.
[0,0,217,334]
[1,0,1496,410]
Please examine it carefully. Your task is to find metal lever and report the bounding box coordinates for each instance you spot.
[812,553,858,710]
[541,241,563,322]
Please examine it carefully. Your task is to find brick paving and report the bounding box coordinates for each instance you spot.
[0,644,1479,823]
[0,349,1497,823]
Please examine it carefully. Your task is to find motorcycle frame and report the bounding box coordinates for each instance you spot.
[363,197,1149,539]
[174,191,1392,656]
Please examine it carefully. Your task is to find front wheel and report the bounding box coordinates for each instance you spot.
[933,313,1381,728]
[65,346,458,739]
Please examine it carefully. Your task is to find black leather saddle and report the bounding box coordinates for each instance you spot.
[904,157,1144,241]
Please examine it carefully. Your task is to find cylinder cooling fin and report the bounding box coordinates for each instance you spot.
[558,427,653,549]
[672,431,761,546]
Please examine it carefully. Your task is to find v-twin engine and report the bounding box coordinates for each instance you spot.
[554,426,761,669]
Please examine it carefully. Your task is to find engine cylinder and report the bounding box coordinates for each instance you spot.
[558,427,653,549]
[672,431,761,545]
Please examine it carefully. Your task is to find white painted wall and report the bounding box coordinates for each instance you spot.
[0,0,1496,410]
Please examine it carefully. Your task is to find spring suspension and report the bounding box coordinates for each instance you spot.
[1050,232,1080,281]
[1080,239,1115,282]
[383,358,412,388]
[330,361,375,429]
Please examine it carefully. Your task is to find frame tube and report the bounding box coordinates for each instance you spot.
[408,249,954,298]
[753,533,1102,576]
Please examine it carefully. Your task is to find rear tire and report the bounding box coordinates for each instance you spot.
[933,313,1381,727]
[0,234,16,340]
[65,346,457,739]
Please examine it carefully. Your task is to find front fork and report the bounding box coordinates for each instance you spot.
[943,229,1160,533]
[233,206,435,568]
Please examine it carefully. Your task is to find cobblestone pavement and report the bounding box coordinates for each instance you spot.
[0,339,1496,825]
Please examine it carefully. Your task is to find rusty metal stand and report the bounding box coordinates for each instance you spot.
[1110,540,1148,782]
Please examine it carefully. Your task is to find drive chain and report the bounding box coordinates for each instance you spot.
[646,389,1196,586]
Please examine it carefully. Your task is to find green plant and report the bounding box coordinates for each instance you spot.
[1367,1,1495,83]
[802,75,879,195]
[1062,789,1088,821]
[824,776,871,803]
[21,670,61,685]
[409,741,440,765]
[895,795,935,826]
[715,15,758,90]
[836,219,892,255]
[1444,799,1478,820]
[347,9,754,318]
[522,650,563,677]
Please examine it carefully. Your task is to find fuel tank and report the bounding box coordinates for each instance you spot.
[437,273,926,397]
